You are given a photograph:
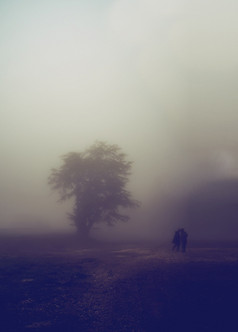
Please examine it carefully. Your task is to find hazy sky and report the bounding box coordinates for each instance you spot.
[1,0,238,235]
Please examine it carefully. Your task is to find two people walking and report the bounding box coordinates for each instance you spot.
[172,228,188,252]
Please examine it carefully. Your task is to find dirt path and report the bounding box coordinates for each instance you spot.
[0,245,238,331]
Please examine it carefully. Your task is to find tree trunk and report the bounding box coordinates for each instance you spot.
[76,221,91,240]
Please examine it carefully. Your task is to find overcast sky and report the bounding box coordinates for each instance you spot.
[1,0,238,236]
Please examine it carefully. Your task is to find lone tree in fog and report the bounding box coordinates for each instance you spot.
[48,141,139,238]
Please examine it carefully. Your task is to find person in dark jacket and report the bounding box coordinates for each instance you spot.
[172,229,181,251]
[180,228,188,252]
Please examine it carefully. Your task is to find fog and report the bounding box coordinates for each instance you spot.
[1,0,238,242]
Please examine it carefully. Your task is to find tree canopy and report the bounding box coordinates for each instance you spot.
[48,141,139,238]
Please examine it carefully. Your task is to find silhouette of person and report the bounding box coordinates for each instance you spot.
[172,229,180,251]
[180,228,188,252]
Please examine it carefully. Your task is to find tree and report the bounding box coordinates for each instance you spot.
[48,141,140,238]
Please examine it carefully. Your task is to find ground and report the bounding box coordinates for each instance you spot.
[0,234,237,332]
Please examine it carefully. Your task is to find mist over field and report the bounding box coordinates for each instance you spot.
[1,0,238,242]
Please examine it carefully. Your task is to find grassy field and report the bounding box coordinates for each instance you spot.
[0,234,237,331]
